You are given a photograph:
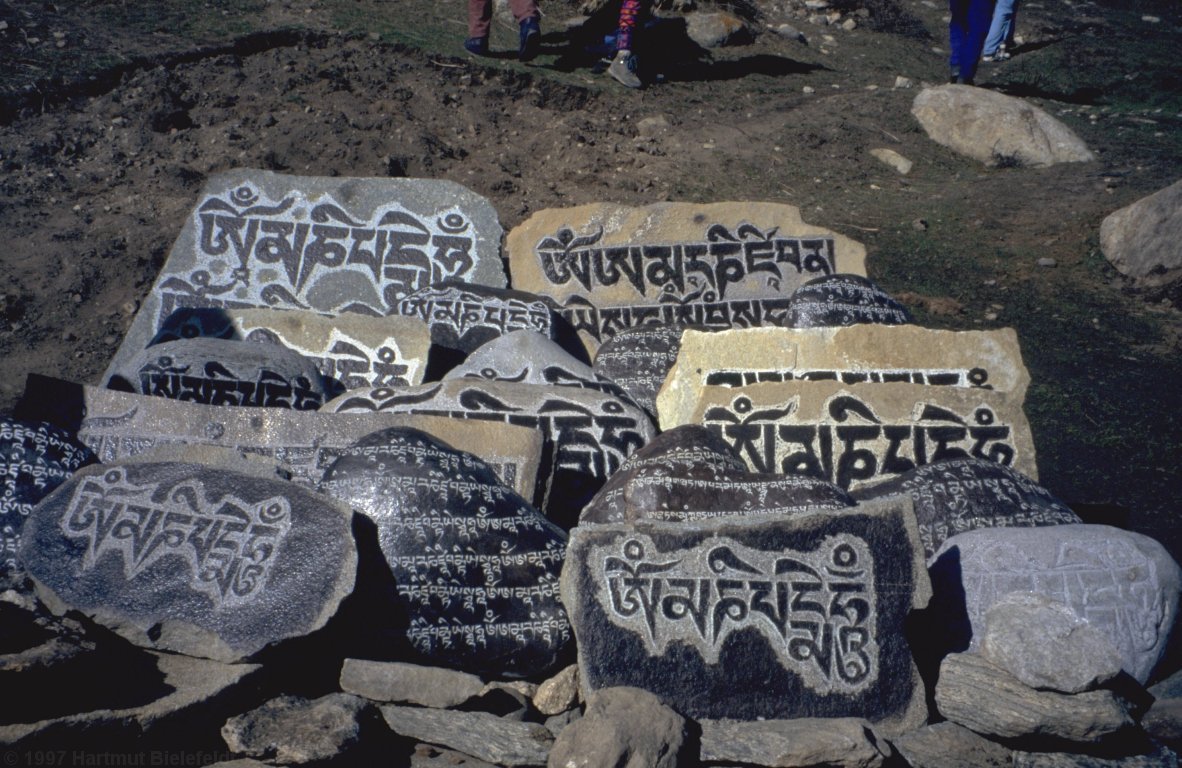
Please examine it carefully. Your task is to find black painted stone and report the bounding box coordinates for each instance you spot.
[560,497,930,732]
[317,427,572,679]
[852,457,1081,559]
[109,337,327,410]
[592,324,701,418]
[17,462,358,661]
[1,418,96,571]
[785,274,913,328]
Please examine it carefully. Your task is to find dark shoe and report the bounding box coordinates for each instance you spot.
[518,17,540,62]
[464,36,488,56]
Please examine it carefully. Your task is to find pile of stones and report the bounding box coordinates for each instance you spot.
[2,170,1180,767]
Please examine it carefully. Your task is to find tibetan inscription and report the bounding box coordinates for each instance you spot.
[394,282,556,354]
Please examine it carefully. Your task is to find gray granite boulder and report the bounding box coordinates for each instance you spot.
[698,717,889,767]
[546,687,687,768]
[1101,179,1182,292]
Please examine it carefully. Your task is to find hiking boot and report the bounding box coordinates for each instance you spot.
[519,17,540,62]
[608,49,641,88]
[464,36,488,56]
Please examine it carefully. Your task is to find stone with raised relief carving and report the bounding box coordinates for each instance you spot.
[784,273,913,328]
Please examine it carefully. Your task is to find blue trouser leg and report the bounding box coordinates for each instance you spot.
[949,0,992,82]
[984,0,1017,55]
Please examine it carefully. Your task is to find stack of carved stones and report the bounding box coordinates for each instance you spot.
[2,171,1180,768]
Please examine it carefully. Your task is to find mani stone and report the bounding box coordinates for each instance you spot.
[505,201,868,354]
[109,337,328,410]
[1,418,96,571]
[929,524,1182,684]
[560,496,931,734]
[851,457,1080,559]
[784,273,913,328]
[317,428,572,679]
[109,169,505,380]
[697,717,889,768]
[911,85,1096,167]
[672,379,1037,493]
[382,705,553,767]
[546,687,689,768]
[17,461,358,662]
[981,592,1124,694]
[147,305,432,396]
[1101,179,1182,292]
[656,324,1030,428]
[593,323,700,418]
[321,378,655,526]
[15,376,542,499]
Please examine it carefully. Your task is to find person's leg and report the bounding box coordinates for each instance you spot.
[467,0,492,40]
[948,0,967,80]
[616,0,643,51]
[510,0,542,61]
[959,0,991,81]
[507,0,540,24]
[983,0,1015,56]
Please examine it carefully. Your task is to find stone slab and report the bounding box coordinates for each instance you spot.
[698,717,888,767]
[19,461,357,661]
[890,721,1014,768]
[107,169,504,380]
[657,324,1030,428]
[15,376,541,500]
[221,693,374,764]
[381,705,553,767]
[339,659,485,708]
[560,497,931,734]
[783,273,913,328]
[506,202,867,352]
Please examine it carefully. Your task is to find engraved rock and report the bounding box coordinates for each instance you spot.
[1,418,96,571]
[108,169,505,381]
[506,202,867,354]
[982,592,1124,694]
[929,525,1182,684]
[339,659,485,708]
[317,428,572,678]
[593,323,700,418]
[785,273,913,328]
[853,458,1080,559]
[18,462,358,662]
[546,687,688,768]
[1100,178,1182,292]
[560,497,931,732]
[221,693,377,764]
[110,337,328,410]
[697,717,889,768]
[382,705,554,767]
[890,721,1014,768]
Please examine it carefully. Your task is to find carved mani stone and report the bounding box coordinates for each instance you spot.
[593,324,701,418]
[853,458,1081,560]
[784,273,913,328]
[317,428,572,679]
[560,497,931,734]
[506,202,868,355]
[929,524,1182,684]
[107,169,505,382]
[18,462,358,662]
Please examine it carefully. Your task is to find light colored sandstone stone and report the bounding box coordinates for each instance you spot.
[534,665,579,716]
[870,147,914,174]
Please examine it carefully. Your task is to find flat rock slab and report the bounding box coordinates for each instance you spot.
[147,306,432,396]
[1,418,96,570]
[108,169,505,381]
[111,337,327,409]
[783,273,913,328]
[890,721,1014,768]
[593,324,698,417]
[506,202,867,353]
[561,497,931,734]
[1101,178,1182,290]
[340,659,485,708]
[19,461,357,661]
[852,458,1080,559]
[221,693,375,764]
[1013,746,1179,768]
[381,705,553,767]
[657,324,1030,429]
[698,717,888,767]
[15,376,541,499]
[318,428,572,678]
[911,85,1096,167]
[930,525,1182,684]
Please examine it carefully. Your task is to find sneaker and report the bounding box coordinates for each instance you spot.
[608,49,641,88]
[464,36,488,56]
[518,17,540,62]
[982,46,1011,62]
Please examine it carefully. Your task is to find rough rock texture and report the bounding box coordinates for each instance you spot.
[890,721,1014,768]
[546,687,687,768]
[1100,178,1182,290]
[911,85,1096,167]
[534,665,580,716]
[339,659,485,708]
[382,705,554,767]
[697,717,889,767]
[685,11,753,48]
[221,693,375,764]
[1012,746,1179,767]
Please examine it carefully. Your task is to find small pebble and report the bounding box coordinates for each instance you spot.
[1038,257,1057,267]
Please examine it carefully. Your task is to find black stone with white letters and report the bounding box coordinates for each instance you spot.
[785,274,913,328]
[593,324,702,418]
[317,427,572,679]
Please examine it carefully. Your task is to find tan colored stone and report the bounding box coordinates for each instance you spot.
[870,147,913,175]
[671,379,1036,492]
[534,664,580,716]
[657,325,1030,427]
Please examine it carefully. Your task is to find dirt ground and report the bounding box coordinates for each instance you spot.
[1,0,1180,552]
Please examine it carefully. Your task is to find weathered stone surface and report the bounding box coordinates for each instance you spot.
[685,11,753,48]
[912,85,1096,167]
[935,652,1137,745]
[561,497,931,733]
[339,659,485,708]
[382,705,553,767]
[410,744,499,768]
[1100,179,1182,290]
[929,525,1182,684]
[672,379,1037,492]
[1012,746,1179,768]
[108,169,505,381]
[852,458,1080,559]
[318,428,571,678]
[657,324,1029,429]
[982,592,1124,693]
[1143,697,1182,751]
[870,148,913,175]
[221,693,374,764]
[19,461,357,661]
[534,664,579,716]
[110,337,328,410]
[16,376,541,499]
[785,274,913,328]
[592,324,697,417]
[890,721,1014,768]
[506,202,867,353]
[1,418,96,571]
[698,717,888,767]
[321,379,654,524]
[147,305,432,395]
[546,687,687,768]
